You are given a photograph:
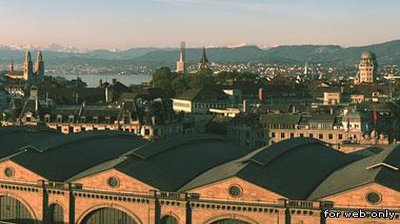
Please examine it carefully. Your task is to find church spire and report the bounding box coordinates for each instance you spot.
[25,51,32,62]
[35,50,45,76]
[23,51,33,80]
[176,41,186,73]
[9,57,14,72]
[198,44,209,71]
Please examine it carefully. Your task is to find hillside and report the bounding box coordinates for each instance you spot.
[1,40,400,67]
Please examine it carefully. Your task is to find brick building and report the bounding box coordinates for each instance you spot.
[0,127,399,224]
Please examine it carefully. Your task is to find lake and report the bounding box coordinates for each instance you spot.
[48,73,153,88]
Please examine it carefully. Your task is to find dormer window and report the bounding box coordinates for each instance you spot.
[56,115,63,123]
[80,116,86,123]
[44,114,51,123]
[68,115,74,123]
[93,116,99,123]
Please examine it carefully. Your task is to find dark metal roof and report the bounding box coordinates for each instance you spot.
[114,134,248,191]
[308,144,400,200]
[9,131,149,182]
[0,127,247,191]
[2,126,396,200]
[181,138,362,199]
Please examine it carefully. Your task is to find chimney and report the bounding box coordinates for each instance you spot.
[292,105,296,113]
[258,88,265,102]
[98,79,103,87]
[112,78,117,86]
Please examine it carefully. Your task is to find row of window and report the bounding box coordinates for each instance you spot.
[271,132,343,140]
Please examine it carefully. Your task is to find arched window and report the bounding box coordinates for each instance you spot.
[161,215,178,224]
[210,219,250,224]
[48,203,64,224]
[81,207,137,224]
[0,196,34,224]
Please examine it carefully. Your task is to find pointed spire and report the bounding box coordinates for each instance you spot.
[35,50,45,76]
[25,51,32,62]
[37,50,43,62]
[9,57,14,72]
[179,48,184,62]
[23,51,33,80]
[200,44,208,64]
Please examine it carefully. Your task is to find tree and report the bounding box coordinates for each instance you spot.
[171,75,190,95]
[151,67,176,97]
[189,72,216,89]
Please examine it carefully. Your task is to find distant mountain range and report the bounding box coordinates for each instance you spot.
[1,40,400,68]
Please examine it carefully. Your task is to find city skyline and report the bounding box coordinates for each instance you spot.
[1,0,400,50]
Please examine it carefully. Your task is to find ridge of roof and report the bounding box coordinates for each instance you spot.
[130,134,226,160]
[308,144,400,200]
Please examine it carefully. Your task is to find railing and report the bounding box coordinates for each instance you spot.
[287,200,317,209]
[157,191,184,200]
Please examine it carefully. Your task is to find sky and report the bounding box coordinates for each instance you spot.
[0,0,400,50]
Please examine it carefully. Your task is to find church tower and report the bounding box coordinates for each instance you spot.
[23,51,33,81]
[356,51,378,84]
[198,45,209,71]
[35,50,45,76]
[9,57,14,72]
[176,41,186,74]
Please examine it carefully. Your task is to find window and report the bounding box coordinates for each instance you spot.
[271,132,276,138]
[338,134,343,140]
[280,133,285,139]
[4,167,15,177]
[366,192,381,205]
[228,185,243,198]
[107,177,120,188]
[328,134,333,140]
[300,133,304,137]
[145,128,150,136]
[44,115,51,123]
[290,133,294,138]
[319,134,323,139]
[309,133,314,138]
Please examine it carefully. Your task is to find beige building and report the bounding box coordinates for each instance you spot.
[323,91,341,105]
[356,51,378,84]
[261,112,389,149]
[172,87,229,114]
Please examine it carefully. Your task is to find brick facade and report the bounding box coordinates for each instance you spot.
[1,160,399,224]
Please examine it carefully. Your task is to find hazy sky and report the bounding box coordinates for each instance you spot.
[0,0,399,50]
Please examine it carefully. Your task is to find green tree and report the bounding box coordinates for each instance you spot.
[152,67,176,97]
[189,73,216,89]
[171,75,190,95]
